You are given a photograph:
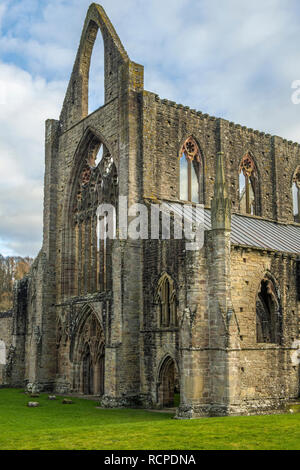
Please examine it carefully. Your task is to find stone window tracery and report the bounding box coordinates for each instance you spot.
[256,276,282,344]
[72,136,118,296]
[239,153,259,215]
[179,137,203,204]
[292,166,300,223]
[156,273,177,328]
[72,310,105,396]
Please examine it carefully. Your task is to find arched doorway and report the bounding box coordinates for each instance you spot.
[158,356,180,407]
[82,344,94,395]
[71,308,105,396]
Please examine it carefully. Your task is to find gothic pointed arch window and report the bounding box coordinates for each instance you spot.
[88,27,105,114]
[71,307,105,396]
[292,166,300,223]
[60,5,129,130]
[256,275,282,344]
[239,153,259,215]
[179,137,204,203]
[70,132,118,297]
[156,273,177,328]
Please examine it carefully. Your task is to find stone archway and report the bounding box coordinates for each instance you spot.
[72,308,105,396]
[157,356,179,407]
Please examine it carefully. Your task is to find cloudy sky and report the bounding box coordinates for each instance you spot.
[1,0,300,257]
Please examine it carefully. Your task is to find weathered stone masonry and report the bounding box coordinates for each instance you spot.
[0,3,299,417]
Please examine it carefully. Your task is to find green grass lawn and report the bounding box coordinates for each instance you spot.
[0,388,299,450]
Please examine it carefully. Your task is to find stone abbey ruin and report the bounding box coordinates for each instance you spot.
[0,3,300,418]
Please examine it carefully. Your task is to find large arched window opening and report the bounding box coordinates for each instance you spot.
[179,137,204,204]
[292,166,300,223]
[256,275,282,344]
[88,28,105,114]
[71,133,118,297]
[156,273,177,328]
[60,5,129,128]
[239,153,259,215]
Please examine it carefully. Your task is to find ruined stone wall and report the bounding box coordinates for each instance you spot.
[141,238,183,405]
[5,3,299,414]
[59,3,129,132]
[56,100,120,302]
[54,297,108,394]
[221,126,300,222]
[5,277,29,387]
[49,4,145,400]
[141,234,210,407]
[142,92,219,205]
[23,253,46,389]
[231,247,300,410]
[54,72,145,400]
[0,312,13,385]
[141,93,300,223]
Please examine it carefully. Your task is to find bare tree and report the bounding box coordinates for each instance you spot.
[0,256,33,311]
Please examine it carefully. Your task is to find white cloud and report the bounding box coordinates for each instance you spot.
[0,1,8,31]
[0,36,74,75]
[0,61,65,257]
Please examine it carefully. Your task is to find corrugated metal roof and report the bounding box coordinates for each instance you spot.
[161,202,300,254]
